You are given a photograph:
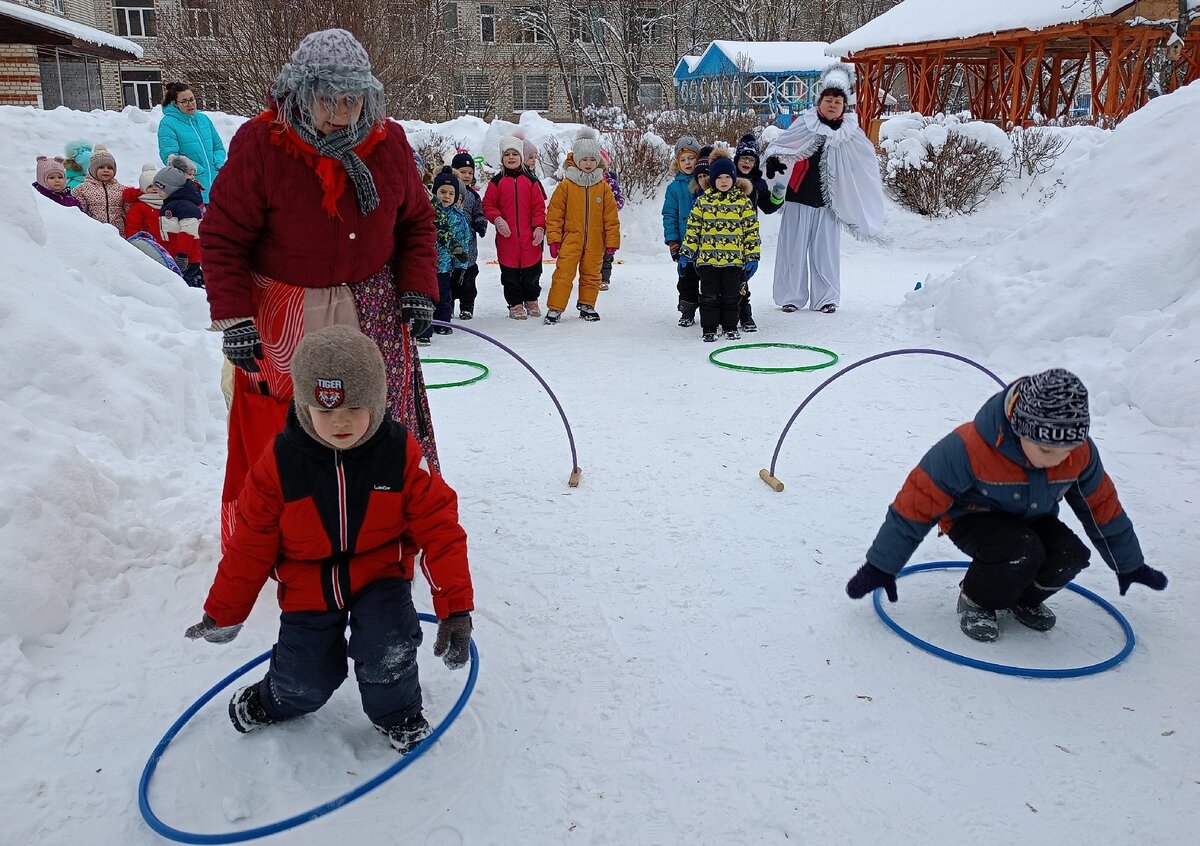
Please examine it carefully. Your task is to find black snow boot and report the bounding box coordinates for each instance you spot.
[229,684,279,733]
[702,331,718,343]
[375,712,433,754]
[678,301,697,328]
[1010,602,1057,631]
[577,303,601,321]
[957,593,999,642]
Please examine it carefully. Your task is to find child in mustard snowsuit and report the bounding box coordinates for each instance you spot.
[544,128,621,324]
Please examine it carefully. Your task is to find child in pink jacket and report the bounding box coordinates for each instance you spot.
[482,135,546,320]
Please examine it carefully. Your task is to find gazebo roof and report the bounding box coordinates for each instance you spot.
[0,0,142,60]
[828,0,1197,56]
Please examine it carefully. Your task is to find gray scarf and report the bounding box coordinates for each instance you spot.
[291,114,380,216]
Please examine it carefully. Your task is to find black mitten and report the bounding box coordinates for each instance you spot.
[400,291,436,338]
[765,156,787,179]
[222,320,262,373]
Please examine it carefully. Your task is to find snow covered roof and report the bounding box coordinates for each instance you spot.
[828,0,1199,56]
[0,0,142,60]
[676,40,833,80]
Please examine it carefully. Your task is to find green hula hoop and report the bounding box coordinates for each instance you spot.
[708,343,839,373]
[421,358,490,389]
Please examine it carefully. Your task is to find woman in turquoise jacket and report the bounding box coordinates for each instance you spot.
[157,82,226,203]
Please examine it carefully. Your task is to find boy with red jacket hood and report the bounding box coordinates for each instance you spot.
[483,135,547,319]
[186,325,475,755]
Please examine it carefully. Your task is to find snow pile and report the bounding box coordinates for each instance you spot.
[0,165,222,645]
[908,82,1200,429]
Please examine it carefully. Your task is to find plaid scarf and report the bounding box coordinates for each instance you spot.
[291,115,379,216]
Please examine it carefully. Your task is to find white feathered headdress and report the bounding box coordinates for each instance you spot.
[817,63,856,100]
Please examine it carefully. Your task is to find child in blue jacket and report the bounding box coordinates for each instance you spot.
[420,167,470,345]
[662,135,702,327]
[846,369,1167,642]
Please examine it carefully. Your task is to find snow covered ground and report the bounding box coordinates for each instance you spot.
[2,87,1198,844]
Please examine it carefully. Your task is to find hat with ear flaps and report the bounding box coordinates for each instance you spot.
[291,325,389,449]
[36,156,67,188]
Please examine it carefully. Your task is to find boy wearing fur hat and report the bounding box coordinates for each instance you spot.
[154,155,207,288]
[544,128,621,324]
[763,64,885,314]
[420,167,471,345]
[123,163,168,245]
[187,325,475,754]
[483,135,547,319]
[450,150,487,319]
[72,144,128,233]
[679,149,760,342]
[846,368,1166,642]
[662,135,702,327]
[32,156,82,210]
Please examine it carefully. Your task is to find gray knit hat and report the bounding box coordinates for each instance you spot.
[88,144,116,178]
[572,127,602,162]
[152,157,190,197]
[291,325,388,449]
[674,135,701,158]
[1008,368,1090,447]
[271,29,385,130]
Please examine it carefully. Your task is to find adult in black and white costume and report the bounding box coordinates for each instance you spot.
[764,64,885,313]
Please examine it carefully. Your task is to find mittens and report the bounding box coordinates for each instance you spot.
[494,217,512,238]
[845,562,898,603]
[222,320,262,374]
[185,614,243,644]
[433,612,473,670]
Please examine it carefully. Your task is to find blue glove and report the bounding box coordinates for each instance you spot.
[677,255,693,271]
[846,562,898,603]
[745,261,758,279]
[1117,564,1167,596]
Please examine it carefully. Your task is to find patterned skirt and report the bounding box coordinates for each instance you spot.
[222,266,438,546]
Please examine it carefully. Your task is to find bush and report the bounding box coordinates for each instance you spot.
[880,114,1012,215]
[411,131,467,185]
[603,129,672,201]
[1008,125,1072,178]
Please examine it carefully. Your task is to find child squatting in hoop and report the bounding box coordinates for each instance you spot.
[845,368,1167,641]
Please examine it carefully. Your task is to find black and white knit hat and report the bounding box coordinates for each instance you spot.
[291,325,388,449]
[1007,368,1090,447]
[735,133,759,165]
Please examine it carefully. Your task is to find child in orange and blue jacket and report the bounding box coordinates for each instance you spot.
[846,368,1167,642]
[543,128,620,324]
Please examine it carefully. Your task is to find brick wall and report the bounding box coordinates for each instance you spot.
[0,46,42,107]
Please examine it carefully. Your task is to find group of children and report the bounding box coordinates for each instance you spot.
[416,127,623,344]
[663,133,781,341]
[31,141,208,287]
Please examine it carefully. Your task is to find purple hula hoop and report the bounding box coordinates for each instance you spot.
[767,348,1007,477]
[430,320,581,483]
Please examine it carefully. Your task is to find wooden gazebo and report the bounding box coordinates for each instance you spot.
[829,0,1200,132]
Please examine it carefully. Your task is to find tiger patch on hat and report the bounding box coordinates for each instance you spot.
[315,378,345,409]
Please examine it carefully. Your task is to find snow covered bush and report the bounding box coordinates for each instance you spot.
[1008,125,1072,177]
[880,113,1012,215]
[601,129,672,200]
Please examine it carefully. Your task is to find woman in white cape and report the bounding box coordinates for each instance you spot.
[764,63,885,313]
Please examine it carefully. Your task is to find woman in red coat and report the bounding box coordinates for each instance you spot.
[201,29,441,546]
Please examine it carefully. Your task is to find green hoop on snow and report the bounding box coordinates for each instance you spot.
[708,343,839,374]
[421,358,490,389]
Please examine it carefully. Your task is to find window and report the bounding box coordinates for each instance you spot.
[513,74,549,112]
[182,0,218,38]
[513,7,546,43]
[637,79,663,108]
[112,0,156,37]
[455,73,491,113]
[627,6,662,43]
[191,75,229,111]
[479,4,495,43]
[443,2,458,36]
[570,76,605,108]
[122,69,162,109]
[568,8,594,43]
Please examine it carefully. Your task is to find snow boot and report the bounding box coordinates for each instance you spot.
[458,310,473,320]
[702,331,718,343]
[229,684,278,734]
[524,301,541,318]
[416,336,432,347]
[724,329,741,341]
[543,308,561,325]
[819,303,838,314]
[957,593,999,642]
[433,325,453,335]
[577,304,601,321]
[1010,602,1057,631]
[375,712,433,755]
[678,300,697,328]
[508,304,528,320]
[740,319,758,333]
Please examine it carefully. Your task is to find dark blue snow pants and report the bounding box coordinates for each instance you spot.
[255,577,424,729]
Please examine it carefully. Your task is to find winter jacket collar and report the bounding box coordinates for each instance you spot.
[973,389,1037,468]
[562,153,605,187]
[32,181,78,205]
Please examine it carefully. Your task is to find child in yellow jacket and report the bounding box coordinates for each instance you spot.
[544,128,621,324]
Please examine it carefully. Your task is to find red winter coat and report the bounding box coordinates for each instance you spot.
[482,168,546,268]
[122,187,167,246]
[201,114,439,322]
[204,414,474,627]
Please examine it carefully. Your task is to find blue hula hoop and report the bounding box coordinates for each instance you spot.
[139,612,479,844]
[873,561,1135,678]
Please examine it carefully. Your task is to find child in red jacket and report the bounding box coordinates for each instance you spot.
[123,163,168,246]
[483,135,546,320]
[186,325,475,754]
